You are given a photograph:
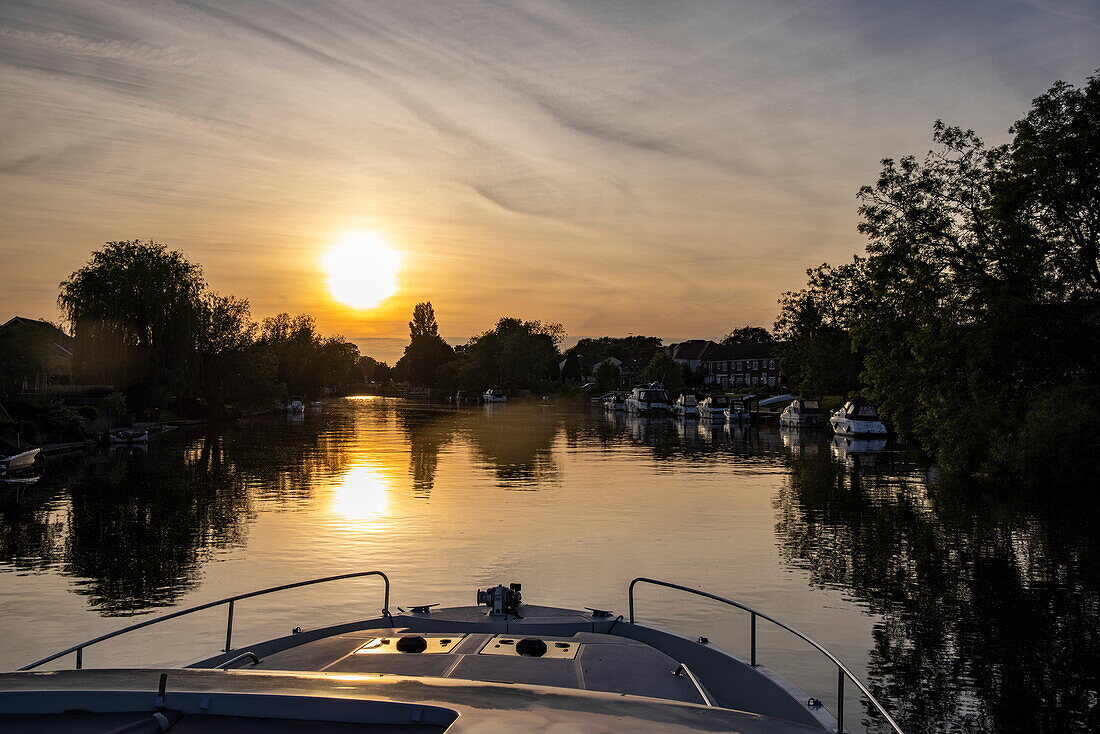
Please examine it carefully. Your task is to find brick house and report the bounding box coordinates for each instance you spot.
[701,342,784,390]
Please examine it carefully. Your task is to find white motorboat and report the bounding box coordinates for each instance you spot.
[108,429,149,444]
[829,398,887,436]
[779,398,824,428]
[696,395,730,419]
[673,394,699,417]
[604,393,626,411]
[310,401,323,409]
[0,446,40,476]
[482,388,508,403]
[4,573,903,734]
[625,383,670,414]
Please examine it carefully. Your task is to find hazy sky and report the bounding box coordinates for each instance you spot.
[2,0,1097,360]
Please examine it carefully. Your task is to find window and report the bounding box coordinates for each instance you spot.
[768,376,776,386]
[734,375,743,385]
[768,360,775,370]
[735,361,742,370]
[751,360,758,370]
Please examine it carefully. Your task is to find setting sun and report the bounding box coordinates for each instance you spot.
[323,232,401,310]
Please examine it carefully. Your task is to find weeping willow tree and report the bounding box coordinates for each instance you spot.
[58,240,207,406]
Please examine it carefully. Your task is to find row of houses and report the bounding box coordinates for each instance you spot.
[562,336,785,391]
[667,339,784,389]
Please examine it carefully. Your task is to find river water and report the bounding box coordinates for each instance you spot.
[1,397,1096,733]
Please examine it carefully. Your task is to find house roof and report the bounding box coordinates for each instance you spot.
[702,342,783,361]
[1,316,74,354]
[669,340,717,361]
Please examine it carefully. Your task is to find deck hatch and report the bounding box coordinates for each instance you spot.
[354,634,466,655]
[479,635,579,659]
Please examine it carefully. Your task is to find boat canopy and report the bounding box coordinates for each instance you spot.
[758,393,796,408]
[842,399,880,419]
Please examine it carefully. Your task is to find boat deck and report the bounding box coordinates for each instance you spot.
[252,628,706,704]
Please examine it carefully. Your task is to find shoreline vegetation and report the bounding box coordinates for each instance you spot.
[2,73,1096,484]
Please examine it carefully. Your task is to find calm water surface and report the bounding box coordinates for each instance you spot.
[1,398,1097,733]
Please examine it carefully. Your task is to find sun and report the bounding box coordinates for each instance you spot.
[323,231,402,309]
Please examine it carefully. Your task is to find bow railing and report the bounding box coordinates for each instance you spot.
[628,577,903,734]
[20,571,390,671]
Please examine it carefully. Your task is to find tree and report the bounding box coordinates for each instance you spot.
[594,359,620,391]
[774,260,866,397]
[722,326,773,345]
[444,317,563,392]
[394,302,455,387]
[59,240,206,402]
[568,336,662,365]
[409,302,440,339]
[259,313,323,396]
[357,356,392,382]
[841,72,1100,472]
[641,351,683,395]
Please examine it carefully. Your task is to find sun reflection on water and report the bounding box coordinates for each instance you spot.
[330,463,392,529]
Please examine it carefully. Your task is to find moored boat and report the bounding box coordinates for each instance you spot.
[779,398,824,428]
[696,395,730,419]
[604,393,626,411]
[0,446,40,476]
[482,388,508,403]
[108,429,149,444]
[3,573,903,734]
[829,398,887,436]
[625,383,670,414]
[672,393,699,417]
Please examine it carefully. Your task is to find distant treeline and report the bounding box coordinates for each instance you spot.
[775,72,1100,478]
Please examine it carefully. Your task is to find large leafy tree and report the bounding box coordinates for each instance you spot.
[444,317,563,392]
[788,71,1100,472]
[59,240,206,402]
[774,260,866,398]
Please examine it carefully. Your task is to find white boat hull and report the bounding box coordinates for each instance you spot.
[1,448,40,474]
[829,417,887,436]
[779,414,821,427]
[625,400,669,413]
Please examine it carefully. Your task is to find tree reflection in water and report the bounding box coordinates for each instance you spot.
[0,412,357,616]
[777,443,1100,733]
[464,405,561,487]
[398,408,457,497]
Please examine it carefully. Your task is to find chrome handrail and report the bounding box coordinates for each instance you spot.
[220,651,262,669]
[672,662,715,707]
[19,571,390,672]
[628,577,903,734]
